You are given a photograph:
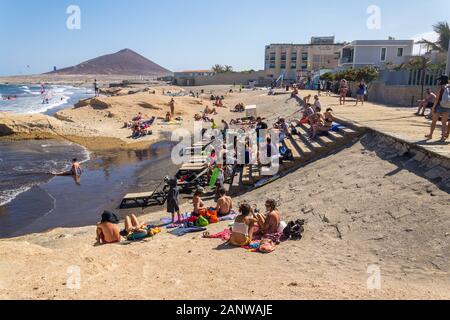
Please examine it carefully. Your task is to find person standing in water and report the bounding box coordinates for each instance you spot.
[70,158,82,185]
[55,158,82,185]
[94,79,99,97]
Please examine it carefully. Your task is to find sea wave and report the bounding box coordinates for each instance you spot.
[0,186,32,207]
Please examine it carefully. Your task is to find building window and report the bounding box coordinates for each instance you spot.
[281,64,286,69]
[397,48,404,57]
[380,47,387,61]
[269,63,276,69]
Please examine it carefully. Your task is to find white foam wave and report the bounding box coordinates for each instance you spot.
[0,186,32,207]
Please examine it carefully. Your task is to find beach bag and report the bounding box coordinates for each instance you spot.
[196,216,209,227]
[441,85,450,108]
[198,208,208,218]
[209,214,219,224]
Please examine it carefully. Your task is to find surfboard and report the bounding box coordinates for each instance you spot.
[209,167,220,189]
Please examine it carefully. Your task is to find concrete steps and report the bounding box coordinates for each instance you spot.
[229,120,363,192]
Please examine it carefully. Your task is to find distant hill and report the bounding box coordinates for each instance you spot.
[48,49,172,76]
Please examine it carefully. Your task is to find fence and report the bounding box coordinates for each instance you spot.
[379,69,445,86]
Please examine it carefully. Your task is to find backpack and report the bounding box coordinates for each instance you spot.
[441,85,450,108]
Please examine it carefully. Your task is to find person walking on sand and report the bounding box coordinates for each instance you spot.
[339,79,348,105]
[355,80,367,106]
[425,75,450,142]
[166,177,181,224]
[169,98,175,117]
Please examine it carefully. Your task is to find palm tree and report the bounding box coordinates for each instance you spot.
[224,65,233,73]
[418,21,450,53]
[212,64,224,73]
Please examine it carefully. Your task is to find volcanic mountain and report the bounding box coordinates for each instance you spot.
[49,49,172,76]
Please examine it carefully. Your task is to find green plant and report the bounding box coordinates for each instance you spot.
[417,21,450,53]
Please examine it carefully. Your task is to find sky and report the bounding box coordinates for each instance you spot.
[0,0,449,76]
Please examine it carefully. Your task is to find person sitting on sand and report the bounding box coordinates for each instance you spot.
[312,107,333,138]
[310,106,325,139]
[194,113,202,121]
[165,112,172,122]
[215,187,233,217]
[303,94,312,106]
[229,203,256,247]
[132,112,143,122]
[193,188,206,215]
[257,199,281,236]
[96,211,121,244]
[211,118,218,130]
[204,105,218,115]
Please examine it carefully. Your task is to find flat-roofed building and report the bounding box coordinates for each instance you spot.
[264,36,344,82]
[339,40,414,69]
[173,70,215,86]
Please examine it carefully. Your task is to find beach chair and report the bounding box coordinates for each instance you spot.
[120,182,169,208]
[176,167,210,192]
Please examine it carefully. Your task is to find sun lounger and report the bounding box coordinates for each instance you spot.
[120,187,168,208]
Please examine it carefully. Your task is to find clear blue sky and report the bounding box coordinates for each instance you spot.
[0,0,449,76]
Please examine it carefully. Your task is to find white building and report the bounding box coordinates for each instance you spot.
[339,40,414,69]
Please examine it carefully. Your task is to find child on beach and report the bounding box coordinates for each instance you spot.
[166,177,181,224]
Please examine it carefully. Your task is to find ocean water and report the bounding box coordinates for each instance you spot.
[0,84,93,115]
[0,140,177,238]
[0,140,91,207]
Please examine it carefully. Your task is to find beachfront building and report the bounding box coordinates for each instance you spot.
[173,70,215,86]
[264,36,345,82]
[339,40,414,69]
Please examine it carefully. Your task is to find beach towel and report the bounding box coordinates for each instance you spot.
[331,124,344,132]
[202,229,232,241]
[218,213,238,222]
[169,226,207,237]
[161,213,191,226]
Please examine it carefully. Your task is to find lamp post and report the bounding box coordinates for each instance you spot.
[446,41,450,76]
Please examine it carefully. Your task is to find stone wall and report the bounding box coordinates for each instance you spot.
[175,71,267,86]
[368,81,439,107]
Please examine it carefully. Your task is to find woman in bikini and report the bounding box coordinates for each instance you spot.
[255,199,281,236]
[229,203,256,246]
[339,79,348,105]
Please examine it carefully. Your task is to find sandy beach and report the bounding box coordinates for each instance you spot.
[0,83,449,300]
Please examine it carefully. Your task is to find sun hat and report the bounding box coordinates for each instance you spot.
[101,211,120,224]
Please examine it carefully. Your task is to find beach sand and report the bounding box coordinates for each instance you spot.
[0,84,449,299]
[0,136,449,300]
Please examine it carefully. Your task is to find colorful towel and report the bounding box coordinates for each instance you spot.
[202,229,232,241]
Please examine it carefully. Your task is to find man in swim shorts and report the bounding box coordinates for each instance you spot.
[215,187,233,217]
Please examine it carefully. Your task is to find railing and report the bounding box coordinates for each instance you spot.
[340,56,353,64]
[379,68,445,86]
[408,69,445,86]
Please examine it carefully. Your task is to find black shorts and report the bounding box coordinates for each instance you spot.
[426,102,434,109]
